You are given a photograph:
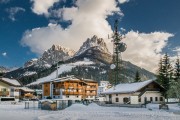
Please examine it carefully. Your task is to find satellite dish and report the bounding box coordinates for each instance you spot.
[118,42,127,52]
[110,64,116,69]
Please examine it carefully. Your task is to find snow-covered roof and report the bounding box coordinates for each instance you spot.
[17,87,34,92]
[41,75,97,84]
[0,77,21,86]
[102,79,157,94]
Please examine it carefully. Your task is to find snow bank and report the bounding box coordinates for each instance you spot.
[0,102,179,120]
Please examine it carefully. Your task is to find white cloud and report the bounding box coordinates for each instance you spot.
[31,0,60,16]
[173,47,180,56]
[21,0,174,73]
[21,0,121,54]
[2,52,7,57]
[118,0,129,4]
[6,7,25,21]
[120,31,174,72]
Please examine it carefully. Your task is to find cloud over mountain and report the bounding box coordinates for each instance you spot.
[21,0,174,72]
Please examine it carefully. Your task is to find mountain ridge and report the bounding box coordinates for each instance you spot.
[4,35,155,85]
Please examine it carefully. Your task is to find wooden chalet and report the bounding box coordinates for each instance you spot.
[41,75,98,100]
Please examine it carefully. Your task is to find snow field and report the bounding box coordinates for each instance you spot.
[0,102,179,120]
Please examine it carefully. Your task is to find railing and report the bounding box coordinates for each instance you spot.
[63,91,84,95]
[86,93,96,96]
[64,86,83,89]
[0,91,9,96]
[86,88,97,90]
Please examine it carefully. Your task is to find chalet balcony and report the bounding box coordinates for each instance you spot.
[64,85,83,89]
[0,91,9,96]
[86,93,96,96]
[86,88,97,90]
[63,91,84,95]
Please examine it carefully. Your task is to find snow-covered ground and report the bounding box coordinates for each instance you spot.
[0,101,179,120]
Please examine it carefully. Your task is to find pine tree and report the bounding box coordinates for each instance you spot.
[157,53,173,101]
[168,57,180,102]
[174,57,180,81]
[157,57,163,84]
[134,71,141,82]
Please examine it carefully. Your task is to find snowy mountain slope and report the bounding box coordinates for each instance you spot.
[28,60,94,86]
[5,35,155,85]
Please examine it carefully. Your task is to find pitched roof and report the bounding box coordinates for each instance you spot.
[40,75,97,84]
[0,77,21,86]
[18,87,34,92]
[102,79,159,94]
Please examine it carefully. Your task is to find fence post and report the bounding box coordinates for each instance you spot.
[25,102,29,109]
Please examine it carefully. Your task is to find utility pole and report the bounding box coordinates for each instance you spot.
[56,62,59,78]
[109,19,127,86]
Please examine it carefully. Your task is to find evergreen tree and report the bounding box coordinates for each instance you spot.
[157,57,163,84]
[157,53,173,101]
[168,57,180,102]
[134,71,141,82]
[174,57,180,81]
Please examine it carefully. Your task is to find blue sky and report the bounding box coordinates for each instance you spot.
[0,0,180,72]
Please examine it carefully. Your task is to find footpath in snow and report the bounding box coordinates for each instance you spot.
[0,102,180,120]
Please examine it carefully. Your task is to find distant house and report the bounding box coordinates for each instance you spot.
[41,75,98,101]
[18,87,35,99]
[101,79,165,104]
[0,77,21,100]
[98,81,111,95]
[0,77,34,100]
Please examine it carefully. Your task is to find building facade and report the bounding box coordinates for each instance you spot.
[42,76,98,100]
[98,81,111,95]
[102,80,165,104]
[0,77,21,100]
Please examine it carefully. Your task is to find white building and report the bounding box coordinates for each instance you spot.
[101,79,165,104]
[98,81,111,95]
[0,77,21,100]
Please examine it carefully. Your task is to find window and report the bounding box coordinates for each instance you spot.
[160,97,163,101]
[155,97,158,101]
[1,88,7,92]
[139,98,141,102]
[77,96,79,98]
[116,98,119,102]
[116,94,118,96]
[150,97,153,102]
[123,97,129,103]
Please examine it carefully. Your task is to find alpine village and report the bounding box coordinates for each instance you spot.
[1,4,180,119]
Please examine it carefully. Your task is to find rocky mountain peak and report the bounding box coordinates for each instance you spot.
[75,35,110,56]
[24,45,75,68]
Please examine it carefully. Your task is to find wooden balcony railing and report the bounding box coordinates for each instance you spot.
[63,91,84,95]
[86,88,97,90]
[0,91,9,96]
[86,93,96,96]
